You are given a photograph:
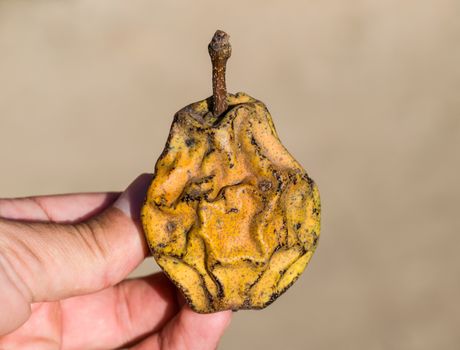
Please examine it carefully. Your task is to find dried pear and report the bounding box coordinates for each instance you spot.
[141,30,320,313]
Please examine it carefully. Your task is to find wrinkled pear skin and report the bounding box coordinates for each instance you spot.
[141,93,320,313]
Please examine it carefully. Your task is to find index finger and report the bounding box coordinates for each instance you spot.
[0,192,120,223]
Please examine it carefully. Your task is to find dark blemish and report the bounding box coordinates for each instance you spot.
[205,134,216,157]
[184,191,204,202]
[166,221,177,233]
[313,235,319,246]
[229,163,234,168]
[267,292,279,305]
[271,170,283,192]
[258,180,272,192]
[312,231,319,246]
[226,152,233,166]
[185,138,195,147]
[194,175,214,185]
[227,208,239,213]
[295,223,302,230]
[312,207,319,215]
[157,243,166,248]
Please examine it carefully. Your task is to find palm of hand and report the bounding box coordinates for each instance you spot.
[3,274,184,349]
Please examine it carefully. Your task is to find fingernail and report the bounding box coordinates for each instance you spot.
[113,173,153,219]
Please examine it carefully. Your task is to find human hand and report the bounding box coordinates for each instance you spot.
[0,174,232,349]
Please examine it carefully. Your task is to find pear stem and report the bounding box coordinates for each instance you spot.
[208,30,231,117]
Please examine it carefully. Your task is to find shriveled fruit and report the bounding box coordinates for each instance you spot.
[141,30,320,313]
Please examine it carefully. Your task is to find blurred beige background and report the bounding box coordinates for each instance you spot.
[1,0,460,349]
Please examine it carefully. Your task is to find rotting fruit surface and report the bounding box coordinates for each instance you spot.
[141,93,321,312]
[141,31,320,313]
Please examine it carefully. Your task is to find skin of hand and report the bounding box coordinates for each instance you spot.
[0,174,232,349]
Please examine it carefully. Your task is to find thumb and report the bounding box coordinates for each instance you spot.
[0,174,152,333]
